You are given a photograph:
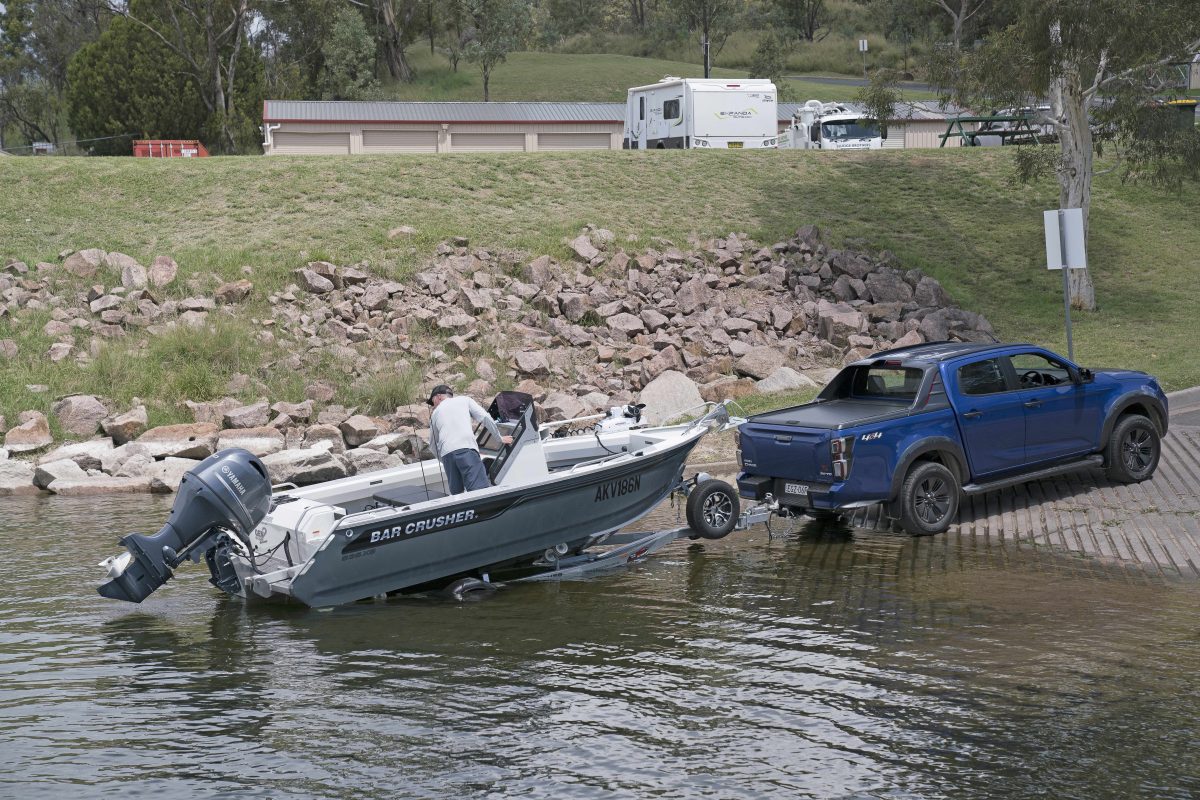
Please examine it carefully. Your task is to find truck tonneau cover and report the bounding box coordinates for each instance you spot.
[749,399,912,429]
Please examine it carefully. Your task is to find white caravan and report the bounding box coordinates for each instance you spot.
[624,78,778,150]
[786,100,883,150]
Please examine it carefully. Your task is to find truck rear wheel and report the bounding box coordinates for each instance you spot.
[899,461,959,536]
[1104,414,1160,483]
[686,479,740,539]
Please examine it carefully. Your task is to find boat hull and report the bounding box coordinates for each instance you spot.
[284,434,701,607]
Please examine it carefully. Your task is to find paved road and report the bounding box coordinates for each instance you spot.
[1169,386,1200,427]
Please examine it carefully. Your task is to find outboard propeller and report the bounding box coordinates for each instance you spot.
[97,449,272,603]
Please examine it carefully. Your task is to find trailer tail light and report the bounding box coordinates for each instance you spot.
[830,435,854,480]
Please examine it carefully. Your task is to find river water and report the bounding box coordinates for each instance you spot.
[1,495,1197,799]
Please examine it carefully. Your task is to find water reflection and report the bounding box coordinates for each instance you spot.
[1,495,1197,799]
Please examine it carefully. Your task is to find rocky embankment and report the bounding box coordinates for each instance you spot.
[0,225,994,496]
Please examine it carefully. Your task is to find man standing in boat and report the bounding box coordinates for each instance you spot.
[427,385,513,494]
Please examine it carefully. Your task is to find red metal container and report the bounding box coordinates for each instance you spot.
[132,140,209,158]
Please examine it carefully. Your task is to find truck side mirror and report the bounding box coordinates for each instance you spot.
[810,125,820,143]
[1075,367,1093,384]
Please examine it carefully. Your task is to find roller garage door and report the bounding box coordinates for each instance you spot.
[363,129,438,153]
[538,132,613,150]
[451,133,525,152]
[882,124,905,149]
[272,132,351,155]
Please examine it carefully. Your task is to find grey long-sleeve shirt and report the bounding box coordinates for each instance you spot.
[429,396,503,458]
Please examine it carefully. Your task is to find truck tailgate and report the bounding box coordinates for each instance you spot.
[740,423,828,481]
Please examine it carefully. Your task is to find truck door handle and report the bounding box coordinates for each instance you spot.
[963,410,983,420]
[1023,400,1042,409]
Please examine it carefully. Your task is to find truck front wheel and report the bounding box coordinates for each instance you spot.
[899,461,959,536]
[1104,414,1160,483]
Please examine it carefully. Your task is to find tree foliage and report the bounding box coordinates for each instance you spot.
[670,0,738,77]
[461,0,532,101]
[772,0,828,43]
[321,6,378,100]
[928,0,1200,310]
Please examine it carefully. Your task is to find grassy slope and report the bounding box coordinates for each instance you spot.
[1,148,1197,429]
[377,50,938,104]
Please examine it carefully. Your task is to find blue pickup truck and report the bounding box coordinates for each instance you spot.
[735,342,1168,535]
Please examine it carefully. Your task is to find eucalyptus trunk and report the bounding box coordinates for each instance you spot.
[1049,48,1098,311]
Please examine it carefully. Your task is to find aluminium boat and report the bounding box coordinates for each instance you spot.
[97,396,743,608]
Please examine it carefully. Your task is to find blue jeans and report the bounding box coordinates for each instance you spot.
[441,448,490,494]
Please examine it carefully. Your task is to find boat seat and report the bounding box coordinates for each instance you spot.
[372,486,447,507]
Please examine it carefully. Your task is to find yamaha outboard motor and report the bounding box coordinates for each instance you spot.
[97,449,272,603]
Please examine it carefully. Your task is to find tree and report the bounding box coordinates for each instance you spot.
[749,32,786,89]
[773,0,828,43]
[671,0,736,78]
[461,0,531,101]
[356,0,420,82]
[927,0,988,51]
[66,14,208,154]
[103,0,260,153]
[321,6,377,99]
[855,68,902,139]
[929,0,1200,310]
[257,0,341,98]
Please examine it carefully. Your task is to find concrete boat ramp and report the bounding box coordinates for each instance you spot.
[839,389,1200,578]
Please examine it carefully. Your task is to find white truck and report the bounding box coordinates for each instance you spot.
[623,78,779,150]
[786,100,883,150]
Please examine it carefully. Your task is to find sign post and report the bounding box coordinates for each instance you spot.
[859,39,869,77]
[1042,208,1087,361]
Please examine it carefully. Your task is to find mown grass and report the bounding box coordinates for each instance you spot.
[1,147,1197,431]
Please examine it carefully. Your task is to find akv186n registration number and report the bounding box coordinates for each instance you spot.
[783,482,809,496]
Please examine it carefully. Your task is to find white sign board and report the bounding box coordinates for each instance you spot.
[1043,208,1087,270]
[859,39,869,52]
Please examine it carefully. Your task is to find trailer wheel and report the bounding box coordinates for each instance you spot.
[898,461,959,536]
[441,577,496,601]
[686,479,740,539]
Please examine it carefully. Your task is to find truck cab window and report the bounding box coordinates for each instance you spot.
[639,97,644,121]
[850,367,924,400]
[1010,352,1071,388]
[664,99,680,120]
[958,358,1008,395]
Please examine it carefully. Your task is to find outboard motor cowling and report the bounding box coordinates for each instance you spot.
[97,448,272,603]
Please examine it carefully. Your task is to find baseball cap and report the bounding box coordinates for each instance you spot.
[426,384,454,405]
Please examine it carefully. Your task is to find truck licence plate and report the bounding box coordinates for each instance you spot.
[783,482,809,496]
[727,141,743,148]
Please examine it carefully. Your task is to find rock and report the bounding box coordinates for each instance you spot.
[914,276,952,308]
[360,284,390,311]
[305,381,337,403]
[185,398,242,426]
[756,367,819,394]
[89,295,122,314]
[606,312,645,336]
[148,256,178,287]
[261,447,349,486]
[643,345,683,381]
[344,448,402,475]
[0,460,41,496]
[37,439,115,471]
[639,370,704,425]
[271,400,313,422]
[223,401,270,429]
[542,391,585,421]
[4,411,52,453]
[295,268,335,294]
[865,270,914,304]
[34,459,88,489]
[674,276,709,314]
[0,339,17,360]
[735,347,786,380]
[558,293,591,323]
[48,476,163,496]
[217,426,285,457]
[387,225,417,239]
[51,394,109,437]
[360,433,406,453]
[215,279,253,304]
[136,423,219,459]
[99,442,152,475]
[569,234,600,262]
[513,350,550,377]
[120,261,149,291]
[62,248,106,278]
[892,329,925,349]
[816,300,867,347]
[47,343,73,362]
[303,423,346,454]
[640,308,670,332]
[101,406,147,445]
[700,376,757,403]
[339,415,380,447]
